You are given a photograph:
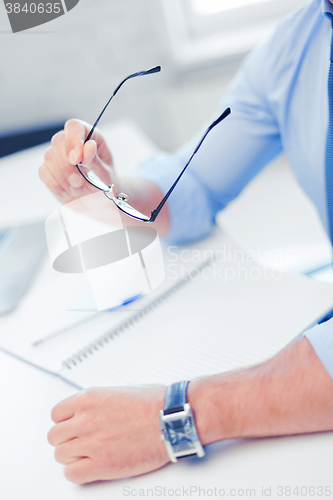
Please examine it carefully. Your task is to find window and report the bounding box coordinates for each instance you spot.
[161,0,306,66]
[193,0,275,16]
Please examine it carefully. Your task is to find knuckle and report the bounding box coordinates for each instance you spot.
[76,394,92,411]
[43,147,53,164]
[51,405,61,423]
[39,170,64,197]
[64,119,78,131]
[51,131,65,148]
[38,164,46,180]
[76,388,96,407]
[78,412,91,429]
[64,119,84,145]
[47,427,57,446]
[54,184,66,197]
[54,446,63,464]
[64,466,82,484]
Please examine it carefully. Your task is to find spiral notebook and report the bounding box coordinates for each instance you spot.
[1,229,333,389]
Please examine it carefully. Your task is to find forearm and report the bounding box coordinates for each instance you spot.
[188,336,333,445]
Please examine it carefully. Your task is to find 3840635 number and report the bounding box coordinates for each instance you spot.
[5,3,61,14]
[277,486,332,497]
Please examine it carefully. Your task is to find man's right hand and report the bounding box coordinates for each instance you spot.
[39,119,118,203]
[39,118,170,236]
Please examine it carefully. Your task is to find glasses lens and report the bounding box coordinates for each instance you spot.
[77,163,110,191]
[104,192,150,222]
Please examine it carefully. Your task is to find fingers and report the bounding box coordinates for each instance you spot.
[44,144,74,192]
[81,140,112,185]
[64,119,86,165]
[54,438,84,465]
[47,419,78,447]
[52,437,100,485]
[40,119,114,201]
[50,129,85,191]
[39,161,71,203]
[64,458,97,485]
[51,397,76,424]
[47,386,169,485]
[64,119,113,167]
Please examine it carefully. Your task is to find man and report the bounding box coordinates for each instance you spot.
[41,0,333,485]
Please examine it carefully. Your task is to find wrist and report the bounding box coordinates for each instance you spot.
[116,176,170,236]
[150,387,171,463]
[187,362,270,445]
[187,372,253,445]
[187,377,226,446]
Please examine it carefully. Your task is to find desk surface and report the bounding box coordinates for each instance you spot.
[1,120,332,500]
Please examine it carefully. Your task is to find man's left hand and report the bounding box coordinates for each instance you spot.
[47,386,169,484]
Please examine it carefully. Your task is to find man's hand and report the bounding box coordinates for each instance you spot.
[39,119,117,203]
[39,118,170,236]
[47,386,169,484]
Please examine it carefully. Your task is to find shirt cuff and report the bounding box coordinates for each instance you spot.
[133,152,215,245]
[304,317,333,380]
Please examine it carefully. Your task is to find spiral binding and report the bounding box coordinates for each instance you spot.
[62,255,216,370]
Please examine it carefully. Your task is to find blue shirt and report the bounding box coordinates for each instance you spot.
[135,0,333,380]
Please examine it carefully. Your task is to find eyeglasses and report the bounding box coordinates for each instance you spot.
[77,66,231,223]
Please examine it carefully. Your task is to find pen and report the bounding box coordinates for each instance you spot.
[31,294,142,347]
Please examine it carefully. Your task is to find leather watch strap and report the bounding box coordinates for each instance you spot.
[160,380,205,462]
[164,380,189,412]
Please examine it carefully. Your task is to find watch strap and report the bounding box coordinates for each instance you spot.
[160,380,205,462]
[164,380,189,412]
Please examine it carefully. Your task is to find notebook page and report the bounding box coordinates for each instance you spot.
[59,260,333,389]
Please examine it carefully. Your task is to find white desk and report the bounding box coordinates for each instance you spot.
[1,121,332,500]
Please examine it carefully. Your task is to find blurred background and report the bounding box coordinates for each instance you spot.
[0,0,305,152]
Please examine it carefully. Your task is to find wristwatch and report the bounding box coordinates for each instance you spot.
[159,380,205,463]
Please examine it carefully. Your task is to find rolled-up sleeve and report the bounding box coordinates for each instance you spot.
[304,318,333,380]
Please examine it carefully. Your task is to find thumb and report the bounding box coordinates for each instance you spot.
[82,140,113,186]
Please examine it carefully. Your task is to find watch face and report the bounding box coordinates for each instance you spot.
[166,417,196,452]
[159,403,205,461]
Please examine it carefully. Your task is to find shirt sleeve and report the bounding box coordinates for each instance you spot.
[304,318,333,380]
[134,36,283,245]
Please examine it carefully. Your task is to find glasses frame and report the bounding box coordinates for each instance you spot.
[76,66,231,223]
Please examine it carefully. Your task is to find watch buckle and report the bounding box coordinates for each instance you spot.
[162,403,190,423]
[159,404,205,463]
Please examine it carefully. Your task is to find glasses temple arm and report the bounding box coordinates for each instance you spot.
[149,107,231,223]
[84,66,161,144]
